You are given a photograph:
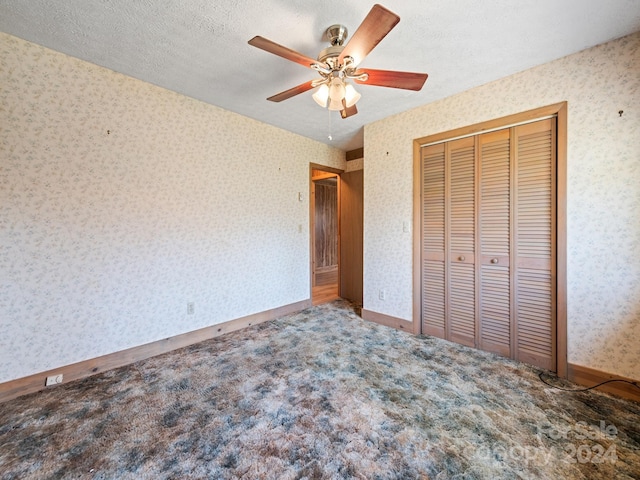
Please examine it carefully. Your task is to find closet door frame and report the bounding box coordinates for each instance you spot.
[412,102,568,377]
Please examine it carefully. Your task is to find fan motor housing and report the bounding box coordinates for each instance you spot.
[317,45,344,67]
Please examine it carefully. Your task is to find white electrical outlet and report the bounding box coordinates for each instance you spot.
[379,290,385,301]
[45,374,63,386]
[187,302,195,315]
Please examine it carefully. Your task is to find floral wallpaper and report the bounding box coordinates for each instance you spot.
[364,32,640,379]
[0,32,345,383]
[346,157,364,172]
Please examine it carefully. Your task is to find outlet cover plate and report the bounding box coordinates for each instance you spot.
[45,374,63,386]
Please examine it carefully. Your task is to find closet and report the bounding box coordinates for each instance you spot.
[420,117,556,371]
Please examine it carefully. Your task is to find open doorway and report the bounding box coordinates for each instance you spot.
[311,166,340,305]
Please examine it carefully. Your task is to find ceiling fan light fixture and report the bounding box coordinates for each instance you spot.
[312,83,329,107]
[316,78,360,111]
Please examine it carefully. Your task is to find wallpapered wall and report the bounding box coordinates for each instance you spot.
[0,32,345,383]
[364,32,640,379]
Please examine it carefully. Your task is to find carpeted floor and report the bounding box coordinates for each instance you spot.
[0,300,638,479]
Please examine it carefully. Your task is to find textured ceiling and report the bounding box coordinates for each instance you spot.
[1,0,639,151]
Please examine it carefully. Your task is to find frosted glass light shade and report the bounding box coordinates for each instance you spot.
[328,98,343,111]
[329,77,346,103]
[312,84,329,107]
[344,84,361,108]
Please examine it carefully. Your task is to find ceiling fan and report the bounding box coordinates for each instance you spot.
[248,4,428,119]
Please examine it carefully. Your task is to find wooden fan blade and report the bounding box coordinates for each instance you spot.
[267,80,315,102]
[338,4,400,66]
[354,68,428,91]
[340,100,358,119]
[249,36,319,69]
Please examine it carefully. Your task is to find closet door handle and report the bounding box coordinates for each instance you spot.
[458,256,465,261]
[490,258,499,264]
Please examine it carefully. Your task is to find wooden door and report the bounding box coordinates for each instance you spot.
[478,129,512,357]
[420,118,557,371]
[313,178,338,286]
[513,118,556,370]
[421,143,446,338]
[447,137,476,347]
[421,137,476,346]
[340,170,364,305]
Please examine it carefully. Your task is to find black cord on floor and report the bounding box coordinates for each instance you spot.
[538,371,640,393]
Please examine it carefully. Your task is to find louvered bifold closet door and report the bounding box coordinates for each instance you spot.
[422,143,446,337]
[478,129,512,357]
[447,137,476,347]
[514,119,556,371]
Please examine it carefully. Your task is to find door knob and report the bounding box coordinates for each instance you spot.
[490,258,499,264]
[458,256,465,261]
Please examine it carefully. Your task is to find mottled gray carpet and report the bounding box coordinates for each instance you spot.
[0,300,638,479]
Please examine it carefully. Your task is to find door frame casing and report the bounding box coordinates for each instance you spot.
[412,102,568,377]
